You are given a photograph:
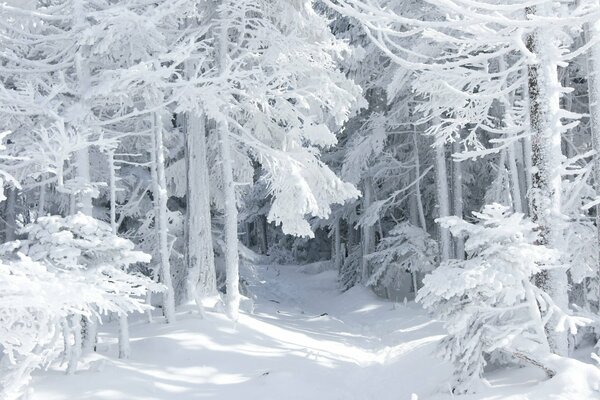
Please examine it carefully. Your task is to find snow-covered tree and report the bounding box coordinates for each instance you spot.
[0,213,160,399]
[366,221,436,295]
[417,204,586,393]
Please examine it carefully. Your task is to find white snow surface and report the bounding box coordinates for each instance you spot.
[31,263,600,400]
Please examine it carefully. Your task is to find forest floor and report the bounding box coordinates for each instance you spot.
[31,262,600,400]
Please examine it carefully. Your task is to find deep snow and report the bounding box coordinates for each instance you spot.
[30,262,600,400]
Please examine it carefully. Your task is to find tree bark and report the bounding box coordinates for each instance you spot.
[525,6,569,355]
[258,215,268,254]
[37,178,46,218]
[452,141,464,260]
[499,57,525,214]
[361,177,376,283]
[76,148,99,355]
[219,119,240,321]
[333,218,342,272]
[151,112,176,323]
[413,130,427,232]
[185,110,217,307]
[107,150,131,359]
[3,187,16,242]
[434,134,452,262]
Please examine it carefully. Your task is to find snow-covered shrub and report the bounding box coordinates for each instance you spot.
[366,222,436,292]
[0,213,161,400]
[417,204,586,393]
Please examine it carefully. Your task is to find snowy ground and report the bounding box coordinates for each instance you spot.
[31,263,600,400]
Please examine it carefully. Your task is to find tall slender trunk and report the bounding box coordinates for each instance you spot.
[499,57,524,214]
[409,184,419,227]
[526,6,569,355]
[37,178,46,218]
[258,215,268,254]
[361,177,376,283]
[151,113,176,323]
[74,0,98,353]
[434,133,452,262]
[75,148,93,215]
[107,150,130,359]
[333,218,342,271]
[216,4,241,320]
[452,141,464,260]
[219,119,240,321]
[185,111,217,308]
[507,140,524,214]
[413,130,427,232]
[76,148,98,355]
[584,0,600,316]
[523,98,534,217]
[513,135,528,214]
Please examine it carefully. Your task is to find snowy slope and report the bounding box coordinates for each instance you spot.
[30,263,600,400]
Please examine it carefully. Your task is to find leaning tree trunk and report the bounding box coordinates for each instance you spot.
[185,110,217,309]
[151,112,176,324]
[525,6,569,356]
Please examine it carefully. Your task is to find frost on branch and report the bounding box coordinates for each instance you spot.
[0,213,161,400]
[264,149,360,238]
[417,204,588,394]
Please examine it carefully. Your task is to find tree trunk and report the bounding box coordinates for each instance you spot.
[219,119,241,321]
[523,107,534,217]
[3,187,16,241]
[215,4,241,321]
[434,135,452,262]
[258,215,268,254]
[333,218,342,272]
[185,111,217,308]
[75,148,93,215]
[499,57,525,214]
[67,315,81,375]
[361,177,376,283]
[452,141,464,260]
[507,140,524,214]
[151,112,176,324]
[107,150,131,359]
[37,178,46,218]
[525,7,569,355]
[76,147,98,355]
[413,129,427,232]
